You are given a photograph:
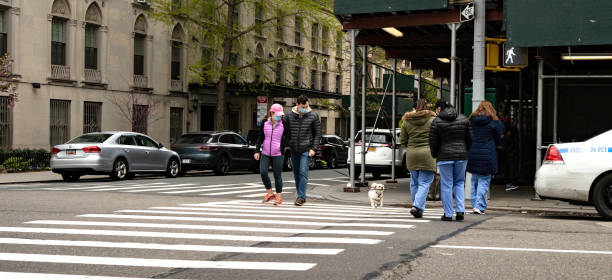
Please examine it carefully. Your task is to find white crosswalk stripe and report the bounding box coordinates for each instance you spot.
[0,199,438,277]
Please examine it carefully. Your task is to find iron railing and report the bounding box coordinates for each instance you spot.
[170,79,183,92]
[51,64,71,80]
[84,68,102,83]
[133,75,148,88]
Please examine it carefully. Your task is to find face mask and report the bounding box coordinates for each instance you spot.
[299,108,308,114]
[273,115,282,121]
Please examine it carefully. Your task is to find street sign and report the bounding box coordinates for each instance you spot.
[256,96,268,126]
[460,3,474,22]
[502,44,528,67]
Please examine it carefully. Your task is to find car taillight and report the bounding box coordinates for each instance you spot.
[355,142,362,146]
[199,146,219,151]
[82,146,101,153]
[170,146,176,151]
[544,146,564,162]
[317,145,327,150]
[51,148,60,154]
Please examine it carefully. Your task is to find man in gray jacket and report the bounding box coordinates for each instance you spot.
[286,95,321,206]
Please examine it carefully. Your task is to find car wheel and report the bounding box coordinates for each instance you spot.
[110,158,128,180]
[309,157,316,170]
[592,174,612,220]
[327,154,338,169]
[213,155,230,176]
[283,152,292,171]
[165,158,180,178]
[61,173,80,182]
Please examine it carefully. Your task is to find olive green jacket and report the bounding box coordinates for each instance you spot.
[400,110,437,172]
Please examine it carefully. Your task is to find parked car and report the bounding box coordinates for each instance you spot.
[172,131,258,176]
[347,128,408,179]
[535,130,612,220]
[50,132,181,182]
[315,135,349,169]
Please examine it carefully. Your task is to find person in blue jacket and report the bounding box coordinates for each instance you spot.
[466,101,504,214]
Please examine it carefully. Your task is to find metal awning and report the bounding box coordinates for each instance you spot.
[334,0,448,16]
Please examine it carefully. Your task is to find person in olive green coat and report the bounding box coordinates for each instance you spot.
[400,98,437,218]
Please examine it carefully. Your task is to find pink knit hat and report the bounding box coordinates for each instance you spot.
[270,103,285,116]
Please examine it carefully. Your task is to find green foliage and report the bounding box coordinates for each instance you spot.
[2,157,34,172]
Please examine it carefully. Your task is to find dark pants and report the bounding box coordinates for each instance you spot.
[260,154,284,193]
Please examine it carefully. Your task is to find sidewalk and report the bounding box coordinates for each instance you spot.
[0,171,107,184]
[309,178,599,216]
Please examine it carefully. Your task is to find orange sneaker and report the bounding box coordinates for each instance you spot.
[262,193,275,203]
[273,195,282,205]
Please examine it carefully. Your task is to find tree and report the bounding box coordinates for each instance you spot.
[150,0,336,130]
[107,93,162,133]
[0,54,20,109]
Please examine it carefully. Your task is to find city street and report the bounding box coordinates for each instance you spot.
[0,170,610,279]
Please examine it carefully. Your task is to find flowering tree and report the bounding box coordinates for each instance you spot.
[0,53,20,109]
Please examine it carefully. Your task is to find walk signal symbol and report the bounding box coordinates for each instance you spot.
[503,44,527,67]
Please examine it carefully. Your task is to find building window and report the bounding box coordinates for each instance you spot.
[336,32,342,57]
[85,25,98,69]
[0,96,11,148]
[375,67,381,88]
[201,47,213,68]
[335,74,342,93]
[294,16,302,46]
[320,117,327,134]
[311,23,319,51]
[232,3,240,27]
[321,26,328,53]
[132,104,148,134]
[51,18,66,66]
[0,11,7,56]
[310,69,317,90]
[50,99,70,146]
[133,34,145,75]
[321,71,328,92]
[294,66,302,87]
[276,11,284,40]
[255,3,263,36]
[275,63,282,84]
[172,0,181,10]
[83,102,101,133]
[171,42,182,80]
[170,107,183,144]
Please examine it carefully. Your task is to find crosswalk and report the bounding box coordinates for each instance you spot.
[0,199,444,279]
[0,177,346,198]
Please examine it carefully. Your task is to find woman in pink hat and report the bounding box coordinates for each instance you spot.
[254,103,291,205]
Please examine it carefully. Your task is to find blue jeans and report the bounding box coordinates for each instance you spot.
[438,160,467,218]
[291,151,310,200]
[470,173,492,212]
[259,154,284,193]
[409,170,435,211]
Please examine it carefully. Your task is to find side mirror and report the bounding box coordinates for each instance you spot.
[158,143,164,149]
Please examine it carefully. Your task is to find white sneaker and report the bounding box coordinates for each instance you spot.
[473,208,484,215]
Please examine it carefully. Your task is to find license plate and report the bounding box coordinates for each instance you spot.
[182,159,191,164]
[368,147,377,152]
[66,149,76,155]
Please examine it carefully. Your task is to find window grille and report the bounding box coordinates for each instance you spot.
[50,99,70,146]
[132,104,148,134]
[83,102,101,133]
[0,96,11,148]
[170,107,183,144]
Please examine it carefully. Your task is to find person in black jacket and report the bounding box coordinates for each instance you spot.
[285,95,321,206]
[429,100,473,221]
[467,101,504,214]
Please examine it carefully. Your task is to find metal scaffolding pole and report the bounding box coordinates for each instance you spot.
[417,69,422,100]
[348,29,357,189]
[361,45,367,185]
[388,59,398,184]
[472,0,486,112]
[553,72,558,143]
[536,58,544,170]
[458,61,463,113]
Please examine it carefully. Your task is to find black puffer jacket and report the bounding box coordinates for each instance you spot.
[285,106,321,154]
[429,106,473,161]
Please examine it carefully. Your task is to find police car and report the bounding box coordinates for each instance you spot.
[535,130,612,220]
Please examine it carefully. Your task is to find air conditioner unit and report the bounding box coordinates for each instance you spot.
[135,0,150,5]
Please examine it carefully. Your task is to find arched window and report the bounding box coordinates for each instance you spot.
[310,58,318,90]
[133,15,147,81]
[321,60,328,92]
[51,0,71,67]
[171,24,184,81]
[84,3,102,70]
[336,63,342,93]
[293,54,303,87]
[254,43,264,83]
[275,48,285,84]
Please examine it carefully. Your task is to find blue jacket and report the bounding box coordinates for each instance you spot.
[466,116,504,175]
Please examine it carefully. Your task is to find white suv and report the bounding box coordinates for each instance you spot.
[347,128,408,179]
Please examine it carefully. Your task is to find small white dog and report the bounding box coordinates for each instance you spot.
[368,183,385,208]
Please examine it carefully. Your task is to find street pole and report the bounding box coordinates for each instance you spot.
[534,57,544,200]
[347,29,357,191]
[361,45,367,186]
[449,22,457,107]
[417,69,422,100]
[472,0,485,111]
[387,59,397,184]
[553,72,558,143]
[458,60,463,113]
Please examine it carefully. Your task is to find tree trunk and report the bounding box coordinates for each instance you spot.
[214,0,236,131]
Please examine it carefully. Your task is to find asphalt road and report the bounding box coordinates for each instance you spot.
[0,169,610,279]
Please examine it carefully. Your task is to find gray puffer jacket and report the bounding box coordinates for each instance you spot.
[285,106,321,154]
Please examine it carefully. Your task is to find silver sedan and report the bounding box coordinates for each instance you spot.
[51,131,181,182]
